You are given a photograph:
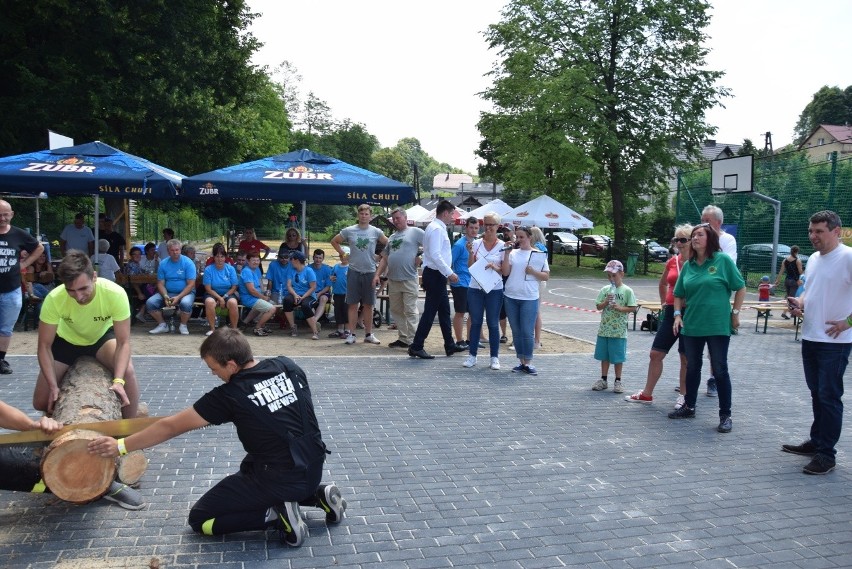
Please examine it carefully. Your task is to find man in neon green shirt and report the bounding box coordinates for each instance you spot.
[35,251,140,418]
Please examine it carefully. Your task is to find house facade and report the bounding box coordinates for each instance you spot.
[798,124,852,162]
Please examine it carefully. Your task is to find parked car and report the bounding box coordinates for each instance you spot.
[551,232,580,254]
[637,239,670,262]
[738,243,809,274]
[580,235,612,256]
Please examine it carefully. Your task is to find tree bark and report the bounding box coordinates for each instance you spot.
[39,356,146,503]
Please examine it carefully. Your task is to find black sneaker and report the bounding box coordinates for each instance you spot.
[0,359,10,374]
[803,455,836,475]
[274,502,308,546]
[316,484,347,524]
[782,440,818,456]
[103,481,146,510]
[499,335,508,344]
[455,341,469,350]
[388,339,410,348]
[668,405,695,419]
[717,416,732,433]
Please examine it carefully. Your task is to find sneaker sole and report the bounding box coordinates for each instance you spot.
[319,485,346,524]
[803,464,835,475]
[625,396,652,404]
[278,503,308,546]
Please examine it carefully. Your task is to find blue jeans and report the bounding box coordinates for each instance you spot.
[146,291,196,314]
[802,340,850,461]
[503,296,538,362]
[411,267,455,352]
[0,289,23,336]
[682,335,731,417]
[467,287,503,357]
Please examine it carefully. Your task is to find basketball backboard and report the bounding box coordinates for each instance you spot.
[711,154,753,195]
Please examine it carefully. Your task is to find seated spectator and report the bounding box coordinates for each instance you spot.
[91,239,120,282]
[281,251,320,340]
[124,246,154,323]
[278,227,307,259]
[310,249,333,322]
[139,241,158,270]
[237,228,271,258]
[19,250,44,324]
[147,239,197,335]
[157,228,175,260]
[264,249,292,303]
[232,251,247,300]
[182,244,207,305]
[202,243,239,335]
[237,251,277,336]
[29,251,55,299]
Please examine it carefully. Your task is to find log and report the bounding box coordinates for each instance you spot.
[39,356,147,503]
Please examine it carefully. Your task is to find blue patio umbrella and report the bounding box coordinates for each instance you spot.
[181,149,414,205]
[0,141,183,200]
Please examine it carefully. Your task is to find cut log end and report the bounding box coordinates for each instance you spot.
[41,429,115,504]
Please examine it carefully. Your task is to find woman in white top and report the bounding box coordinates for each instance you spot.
[501,226,550,376]
[463,212,506,371]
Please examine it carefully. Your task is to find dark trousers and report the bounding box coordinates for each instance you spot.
[802,340,850,461]
[332,293,347,327]
[683,335,732,417]
[411,267,455,352]
[188,456,323,536]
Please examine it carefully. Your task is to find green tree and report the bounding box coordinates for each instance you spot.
[480,0,728,254]
[0,0,285,175]
[793,85,852,144]
[373,147,412,182]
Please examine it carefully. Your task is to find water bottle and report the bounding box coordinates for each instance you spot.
[608,282,617,307]
[278,283,284,305]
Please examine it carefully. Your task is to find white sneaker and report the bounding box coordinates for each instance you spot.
[463,355,477,368]
[178,324,189,335]
[345,333,356,345]
[149,323,169,335]
[364,334,380,345]
[490,357,500,370]
[674,394,686,409]
[205,330,214,336]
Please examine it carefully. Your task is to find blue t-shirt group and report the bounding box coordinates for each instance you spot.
[157,255,197,295]
[203,263,238,296]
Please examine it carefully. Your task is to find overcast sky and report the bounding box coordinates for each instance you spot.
[247,0,852,173]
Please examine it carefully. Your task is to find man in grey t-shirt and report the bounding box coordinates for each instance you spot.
[331,204,388,345]
[376,208,425,348]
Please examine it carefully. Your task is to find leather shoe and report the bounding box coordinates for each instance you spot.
[388,340,410,348]
[445,344,466,356]
[408,347,434,359]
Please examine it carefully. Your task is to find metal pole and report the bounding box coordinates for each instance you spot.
[752,192,781,282]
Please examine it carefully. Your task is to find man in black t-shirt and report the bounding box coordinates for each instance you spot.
[99,216,126,264]
[0,199,44,374]
[88,327,346,547]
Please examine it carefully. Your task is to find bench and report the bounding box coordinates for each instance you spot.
[634,301,662,332]
[741,300,789,334]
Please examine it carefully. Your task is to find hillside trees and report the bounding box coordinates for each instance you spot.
[479,0,728,252]
[794,85,852,144]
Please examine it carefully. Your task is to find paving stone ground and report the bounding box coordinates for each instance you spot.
[1,277,850,568]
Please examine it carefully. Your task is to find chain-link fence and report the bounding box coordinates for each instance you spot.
[675,151,852,286]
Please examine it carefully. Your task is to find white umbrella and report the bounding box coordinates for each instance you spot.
[502,195,593,230]
[459,199,514,221]
[416,206,465,227]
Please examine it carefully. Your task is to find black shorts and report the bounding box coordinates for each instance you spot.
[650,305,684,355]
[52,329,116,366]
[450,286,468,313]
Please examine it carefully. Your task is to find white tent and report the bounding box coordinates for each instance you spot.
[502,194,593,230]
[459,199,514,221]
[404,204,430,225]
[415,206,466,227]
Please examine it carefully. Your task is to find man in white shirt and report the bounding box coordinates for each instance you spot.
[701,205,737,262]
[785,210,852,475]
[408,201,465,359]
[59,212,95,256]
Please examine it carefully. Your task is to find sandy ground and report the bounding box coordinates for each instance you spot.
[8,318,592,358]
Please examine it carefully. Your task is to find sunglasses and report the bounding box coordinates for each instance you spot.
[671,237,689,244]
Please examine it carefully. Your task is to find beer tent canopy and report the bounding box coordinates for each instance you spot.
[181,149,414,206]
[0,141,182,200]
[502,194,594,230]
[459,198,514,221]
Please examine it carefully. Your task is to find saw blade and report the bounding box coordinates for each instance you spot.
[0,416,164,446]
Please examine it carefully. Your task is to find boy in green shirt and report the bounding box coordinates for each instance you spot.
[592,260,637,394]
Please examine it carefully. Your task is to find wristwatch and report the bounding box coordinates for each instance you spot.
[731,309,740,315]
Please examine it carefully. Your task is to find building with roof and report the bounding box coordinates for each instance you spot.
[798,124,852,162]
[432,173,473,192]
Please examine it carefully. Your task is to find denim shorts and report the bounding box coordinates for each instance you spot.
[0,289,23,337]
